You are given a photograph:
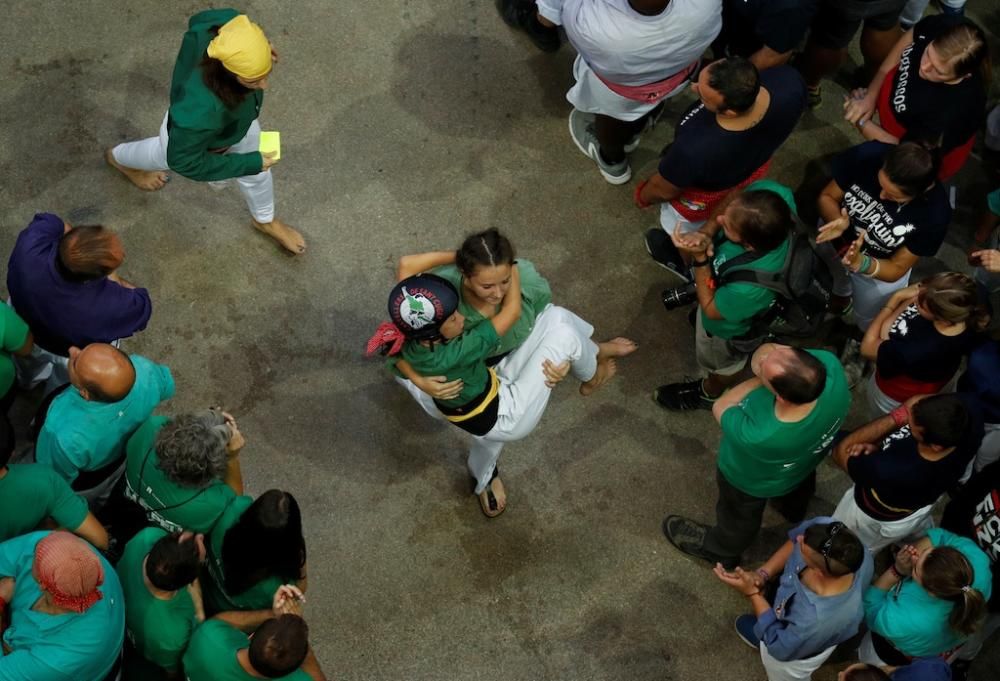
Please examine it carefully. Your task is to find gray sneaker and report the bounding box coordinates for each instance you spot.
[568,108,632,185]
[840,338,867,389]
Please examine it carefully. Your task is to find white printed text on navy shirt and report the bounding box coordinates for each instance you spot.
[843,185,917,257]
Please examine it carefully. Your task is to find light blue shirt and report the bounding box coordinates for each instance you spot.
[0,532,124,681]
[864,528,993,656]
[35,355,175,483]
[754,516,875,661]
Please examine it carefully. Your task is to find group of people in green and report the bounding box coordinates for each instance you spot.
[0,8,331,681]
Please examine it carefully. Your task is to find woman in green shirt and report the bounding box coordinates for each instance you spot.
[203,490,308,614]
[107,9,305,254]
[368,230,636,517]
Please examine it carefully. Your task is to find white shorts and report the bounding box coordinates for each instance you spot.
[833,487,933,553]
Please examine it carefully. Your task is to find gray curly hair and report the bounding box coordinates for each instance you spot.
[154,411,231,488]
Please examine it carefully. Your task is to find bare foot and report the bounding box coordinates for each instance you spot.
[478,475,507,518]
[105,148,168,191]
[252,218,306,255]
[597,337,638,361]
[580,358,617,396]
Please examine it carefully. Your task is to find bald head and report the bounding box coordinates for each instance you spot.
[68,344,136,402]
[754,344,827,405]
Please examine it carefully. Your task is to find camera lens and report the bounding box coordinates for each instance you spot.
[661,283,698,311]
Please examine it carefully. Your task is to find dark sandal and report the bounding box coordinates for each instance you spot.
[477,467,506,518]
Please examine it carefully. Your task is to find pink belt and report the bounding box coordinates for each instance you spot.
[595,59,699,103]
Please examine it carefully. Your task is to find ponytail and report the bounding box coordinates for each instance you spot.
[921,547,987,636]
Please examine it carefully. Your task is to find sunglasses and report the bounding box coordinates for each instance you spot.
[819,522,844,574]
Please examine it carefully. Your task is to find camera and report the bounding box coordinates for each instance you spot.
[661,283,698,311]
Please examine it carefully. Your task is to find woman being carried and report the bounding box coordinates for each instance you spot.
[368,229,636,517]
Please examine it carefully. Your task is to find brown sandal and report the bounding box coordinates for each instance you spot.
[477,468,507,518]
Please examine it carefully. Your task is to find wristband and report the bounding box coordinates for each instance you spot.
[889,564,903,580]
[691,258,710,268]
[756,568,770,583]
[890,405,909,428]
[858,255,871,274]
[870,259,880,278]
[634,180,651,209]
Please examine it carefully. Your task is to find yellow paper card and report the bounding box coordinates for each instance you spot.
[259,131,281,160]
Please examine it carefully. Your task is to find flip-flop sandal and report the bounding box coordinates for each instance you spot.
[476,467,506,518]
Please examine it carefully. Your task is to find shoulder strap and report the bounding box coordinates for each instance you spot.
[714,249,767,278]
[138,448,209,514]
[716,238,795,292]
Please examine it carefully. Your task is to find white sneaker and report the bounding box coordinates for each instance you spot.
[568,108,632,185]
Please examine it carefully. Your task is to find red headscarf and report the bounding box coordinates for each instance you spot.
[33,532,104,614]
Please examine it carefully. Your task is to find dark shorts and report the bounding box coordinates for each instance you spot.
[810,0,906,49]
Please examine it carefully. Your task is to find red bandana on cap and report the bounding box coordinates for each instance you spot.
[33,531,104,614]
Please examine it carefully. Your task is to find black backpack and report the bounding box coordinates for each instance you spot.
[714,229,832,340]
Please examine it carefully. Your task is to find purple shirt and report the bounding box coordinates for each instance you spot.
[6,213,152,355]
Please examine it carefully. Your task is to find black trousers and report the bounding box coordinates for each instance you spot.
[702,467,817,560]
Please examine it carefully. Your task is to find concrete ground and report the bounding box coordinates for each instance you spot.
[1,1,998,679]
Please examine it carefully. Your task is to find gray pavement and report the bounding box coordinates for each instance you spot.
[1,1,998,680]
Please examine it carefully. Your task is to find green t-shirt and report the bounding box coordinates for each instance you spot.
[183,619,311,681]
[700,180,796,340]
[124,416,238,534]
[431,259,552,358]
[717,350,851,497]
[399,321,501,408]
[0,305,29,396]
[0,464,88,542]
[166,9,264,182]
[203,496,287,613]
[117,528,197,673]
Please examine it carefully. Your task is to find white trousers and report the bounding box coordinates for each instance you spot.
[111,113,275,223]
[759,642,836,681]
[659,201,706,235]
[398,305,599,494]
[567,54,689,122]
[973,423,1000,473]
[858,631,889,666]
[817,241,910,331]
[833,487,933,553]
[900,0,965,26]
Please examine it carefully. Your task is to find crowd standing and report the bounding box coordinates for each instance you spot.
[0,1,999,680]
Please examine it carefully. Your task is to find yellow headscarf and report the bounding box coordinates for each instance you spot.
[206,15,271,80]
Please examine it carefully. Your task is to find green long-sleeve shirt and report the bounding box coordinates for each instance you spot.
[166,8,264,181]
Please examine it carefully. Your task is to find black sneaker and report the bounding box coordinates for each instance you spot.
[644,229,690,284]
[496,0,561,53]
[653,379,714,411]
[661,515,739,569]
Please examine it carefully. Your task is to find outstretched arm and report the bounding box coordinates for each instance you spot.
[396,252,456,281]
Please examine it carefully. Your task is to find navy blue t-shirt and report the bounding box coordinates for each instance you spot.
[876,303,979,383]
[958,340,1000,424]
[721,0,819,57]
[888,15,986,152]
[659,66,806,190]
[891,658,952,681]
[830,142,951,260]
[848,394,983,520]
[6,213,152,356]
[941,459,1000,611]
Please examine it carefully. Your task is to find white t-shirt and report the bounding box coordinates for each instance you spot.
[537,0,722,85]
